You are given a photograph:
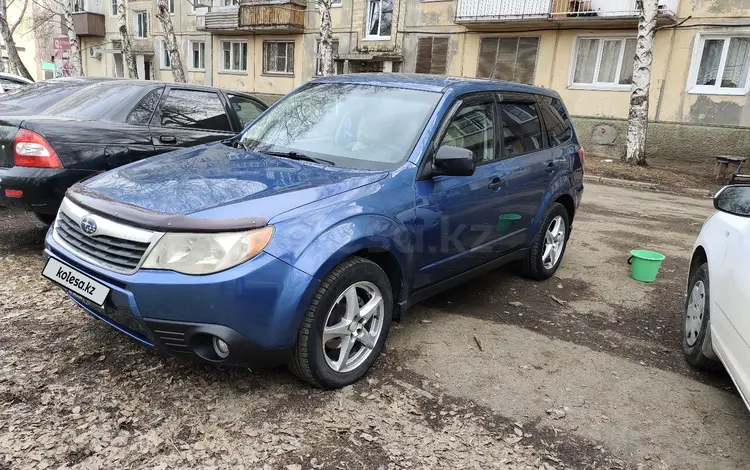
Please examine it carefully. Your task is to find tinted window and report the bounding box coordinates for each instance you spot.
[126,88,163,125]
[160,89,231,132]
[439,101,495,164]
[42,82,150,119]
[228,94,265,127]
[498,102,543,157]
[539,97,573,146]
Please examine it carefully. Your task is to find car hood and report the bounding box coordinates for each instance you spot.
[72,143,387,227]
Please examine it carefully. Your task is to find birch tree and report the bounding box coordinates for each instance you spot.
[317,0,333,76]
[624,0,658,166]
[117,0,137,78]
[60,0,83,75]
[0,0,32,79]
[155,0,185,82]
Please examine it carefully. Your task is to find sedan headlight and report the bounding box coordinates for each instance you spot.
[142,226,274,275]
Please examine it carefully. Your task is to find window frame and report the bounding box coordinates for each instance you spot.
[169,0,175,14]
[110,0,118,17]
[568,34,637,92]
[495,92,548,160]
[134,11,148,39]
[189,40,206,71]
[476,36,540,84]
[262,40,295,76]
[160,40,171,69]
[220,40,248,73]
[687,33,750,96]
[364,0,392,40]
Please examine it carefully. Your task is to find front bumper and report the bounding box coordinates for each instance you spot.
[0,166,95,215]
[45,230,319,367]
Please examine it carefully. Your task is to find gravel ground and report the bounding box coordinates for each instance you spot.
[1,183,748,470]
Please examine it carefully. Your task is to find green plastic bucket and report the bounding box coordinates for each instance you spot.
[497,213,522,232]
[628,250,665,283]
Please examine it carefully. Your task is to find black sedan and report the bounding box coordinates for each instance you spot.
[0,79,268,223]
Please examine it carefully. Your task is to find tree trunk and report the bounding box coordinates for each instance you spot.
[0,0,31,80]
[118,0,138,78]
[156,0,185,82]
[317,0,333,76]
[624,0,658,166]
[63,0,83,76]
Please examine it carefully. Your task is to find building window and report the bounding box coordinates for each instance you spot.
[169,0,175,13]
[415,37,449,75]
[315,39,341,76]
[113,53,124,78]
[160,40,171,69]
[689,35,750,95]
[365,0,392,39]
[190,40,206,70]
[477,37,538,85]
[570,36,637,90]
[74,0,84,12]
[111,0,118,16]
[221,40,247,72]
[134,11,148,38]
[263,41,294,75]
[331,0,342,5]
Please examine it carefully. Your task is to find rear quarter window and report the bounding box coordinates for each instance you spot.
[539,96,573,146]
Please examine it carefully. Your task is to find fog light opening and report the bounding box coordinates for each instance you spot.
[212,336,230,359]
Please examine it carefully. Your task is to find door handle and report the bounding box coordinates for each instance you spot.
[488,177,504,191]
[159,135,177,144]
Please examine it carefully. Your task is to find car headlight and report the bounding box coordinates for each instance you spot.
[142,226,274,275]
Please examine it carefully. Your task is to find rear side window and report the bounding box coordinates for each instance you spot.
[498,102,543,157]
[227,94,265,127]
[160,89,231,132]
[126,89,163,125]
[539,96,573,146]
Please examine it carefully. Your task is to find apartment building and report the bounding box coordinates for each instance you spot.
[4,0,746,161]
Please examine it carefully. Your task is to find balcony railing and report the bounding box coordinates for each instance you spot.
[196,0,305,33]
[456,0,679,23]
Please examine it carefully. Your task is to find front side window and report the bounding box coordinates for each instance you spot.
[263,41,294,75]
[498,102,543,157]
[477,37,538,84]
[134,11,148,38]
[160,89,231,132]
[228,94,265,126]
[439,101,495,164]
[239,83,441,170]
[221,41,247,72]
[571,36,637,89]
[690,36,750,94]
[366,0,393,39]
[191,41,206,70]
[161,41,171,68]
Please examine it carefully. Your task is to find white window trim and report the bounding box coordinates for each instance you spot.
[188,39,206,71]
[134,11,148,38]
[568,34,636,92]
[159,40,171,70]
[263,40,295,75]
[364,0,391,40]
[219,40,248,73]
[687,33,750,96]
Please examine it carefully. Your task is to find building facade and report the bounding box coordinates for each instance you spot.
[6,0,750,161]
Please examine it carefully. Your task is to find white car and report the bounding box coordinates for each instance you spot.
[685,184,750,411]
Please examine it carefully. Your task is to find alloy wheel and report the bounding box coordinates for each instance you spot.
[542,215,566,270]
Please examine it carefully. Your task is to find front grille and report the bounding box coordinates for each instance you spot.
[56,212,151,272]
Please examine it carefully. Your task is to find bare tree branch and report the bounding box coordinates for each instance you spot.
[9,0,27,35]
[155,0,185,82]
[0,0,31,78]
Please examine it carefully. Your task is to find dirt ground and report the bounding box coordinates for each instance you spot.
[1,182,748,470]
[585,158,720,193]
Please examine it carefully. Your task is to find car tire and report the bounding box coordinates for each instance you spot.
[34,213,55,226]
[683,262,722,371]
[288,256,393,389]
[522,202,570,280]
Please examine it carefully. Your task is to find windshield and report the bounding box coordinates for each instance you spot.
[239,83,441,169]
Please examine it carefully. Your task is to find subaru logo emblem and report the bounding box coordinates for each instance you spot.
[80,216,97,235]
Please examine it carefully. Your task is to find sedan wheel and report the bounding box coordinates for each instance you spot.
[682,262,721,370]
[684,280,705,347]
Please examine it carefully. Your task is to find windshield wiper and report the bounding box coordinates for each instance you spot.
[263,150,335,166]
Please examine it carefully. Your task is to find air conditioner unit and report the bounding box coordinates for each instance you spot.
[89,47,102,59]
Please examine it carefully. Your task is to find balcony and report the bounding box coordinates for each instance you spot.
[72,12,105,37]
[196,0,305,34]
[455,0,679,27]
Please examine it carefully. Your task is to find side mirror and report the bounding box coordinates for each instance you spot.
[433,145,475,177]
[714,184,750,217]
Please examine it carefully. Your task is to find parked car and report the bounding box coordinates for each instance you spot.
[0,72,32,93]
[43,74,584,388]
[0,79,267,224]
[684,184,750,412]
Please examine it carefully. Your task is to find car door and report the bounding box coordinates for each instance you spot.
[150,87,236,152]
[496,93,555,249]
[225,93,267,130]
[413,93,511,289]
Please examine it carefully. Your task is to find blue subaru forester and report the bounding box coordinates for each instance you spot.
[43,74,584,388]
